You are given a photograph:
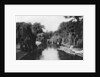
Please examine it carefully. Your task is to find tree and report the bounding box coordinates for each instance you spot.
[32,22,45,35]
[57,16,83,48]
[16,22,38,52]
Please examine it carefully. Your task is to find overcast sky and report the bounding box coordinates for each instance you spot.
[16,16,72,32]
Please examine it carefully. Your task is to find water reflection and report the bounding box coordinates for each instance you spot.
[20,43,83,60]
[40,47,59,60]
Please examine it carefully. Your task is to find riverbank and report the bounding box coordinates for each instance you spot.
[57,46,83,57]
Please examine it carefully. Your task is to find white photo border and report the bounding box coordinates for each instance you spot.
[5,5,95,72]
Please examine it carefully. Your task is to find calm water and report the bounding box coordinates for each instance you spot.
[19,44,83,60]
[39,46,83,60]
[40,47,60,60]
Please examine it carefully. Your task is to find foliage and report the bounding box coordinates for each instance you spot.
[16,16,83,51]
[31,22,45,35]
[16,22,44,51]
[57,16,83,48]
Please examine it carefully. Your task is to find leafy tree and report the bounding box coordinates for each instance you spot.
[57,16,83,48]
[32,22,45,35]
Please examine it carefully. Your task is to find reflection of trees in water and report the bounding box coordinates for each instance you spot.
[40,47,59,60]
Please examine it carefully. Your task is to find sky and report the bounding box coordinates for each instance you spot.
[16,16,72,32]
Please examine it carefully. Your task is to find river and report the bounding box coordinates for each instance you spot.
[40,47,60,60]
[19,43,83,60]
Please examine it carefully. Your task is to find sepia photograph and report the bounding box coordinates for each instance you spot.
[16,16,83,60]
